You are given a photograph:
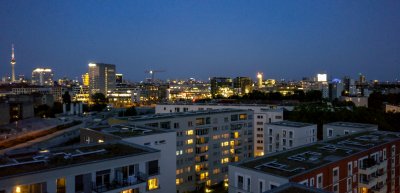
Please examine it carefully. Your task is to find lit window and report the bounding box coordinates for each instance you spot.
[147,178,159,190]
[234,132,239,139]
[187,130,194,135]
[221,157,229,164]
[187,139,193,144]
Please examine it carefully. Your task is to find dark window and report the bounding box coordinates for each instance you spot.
[148,160,159,176]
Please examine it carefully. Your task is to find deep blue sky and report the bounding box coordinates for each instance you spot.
[0,0,399,82]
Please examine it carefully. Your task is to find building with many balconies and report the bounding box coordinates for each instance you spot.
[0,141,164,193]
[229,130,400,193]
[156,103,283,157]
[108,109,254,193]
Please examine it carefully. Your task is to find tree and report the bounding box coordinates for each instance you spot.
[118,106,137,117]
[62,91,71,104]
[90,93,108,112]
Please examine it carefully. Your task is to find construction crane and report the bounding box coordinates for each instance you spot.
[145,70,165,82]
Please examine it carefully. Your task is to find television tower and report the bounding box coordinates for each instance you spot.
[10,44,16,82]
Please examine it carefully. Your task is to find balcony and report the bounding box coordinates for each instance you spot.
[92,172,147,193]
[359,177,378,189]
[371,183,387,193]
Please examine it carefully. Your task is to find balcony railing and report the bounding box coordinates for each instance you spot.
[92,172,147,193]
[359,177,378,189]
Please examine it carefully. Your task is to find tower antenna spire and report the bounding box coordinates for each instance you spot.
[11,44,16,82]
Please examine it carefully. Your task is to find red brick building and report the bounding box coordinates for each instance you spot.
[229,131,400,193]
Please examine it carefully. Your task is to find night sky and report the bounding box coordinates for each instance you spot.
[0,0,399,81]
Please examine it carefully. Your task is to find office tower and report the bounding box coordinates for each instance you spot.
[10,44,16,82]
[317,73,327,82]
[328,80,344,100]
[116,73,123,84]
[257,72,263,88]
[229,130,400,193]
[82,73,89,86]
[31,68,54,86]
[233,77,253,96]
[88,63,116,95]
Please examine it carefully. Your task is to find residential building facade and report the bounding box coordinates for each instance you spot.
[155,103,283,157]
[323,122,378,140]
[229,131,400,193]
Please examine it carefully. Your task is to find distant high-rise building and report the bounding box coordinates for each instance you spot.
[82,73,89,86]
[116,73,123,84]
[31,68,54,86]
[10,44,16,82]
[316,73,327,82]
[88,63,116,95]
[359,73,366,84]
[233,77,253,95]
[257,72,263,88]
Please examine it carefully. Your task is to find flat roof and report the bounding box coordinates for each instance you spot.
[127,108,251,122]
[238,131,400,178]
[324,122,377,129]
[0,142,157,179]
[267,121,314,128]
[101,124,171,138]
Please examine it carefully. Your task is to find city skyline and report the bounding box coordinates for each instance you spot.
[0,1,399,81]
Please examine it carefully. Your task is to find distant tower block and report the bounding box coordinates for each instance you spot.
[257,72,263,88]
[10,44,16,82]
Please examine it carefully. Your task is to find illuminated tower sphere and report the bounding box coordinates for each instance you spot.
[257,72,263,88]
[10,44,16,82]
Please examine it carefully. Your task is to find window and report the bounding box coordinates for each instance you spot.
[333,183,338,193]
[257,122,263,125]
[344,130,350,135]
[259,180,265,193]
[333,167,339,183]
[317,173,323,188]
[231,114,238,121]
[96,170,111,187]
[196,118,205,125]
[239,114,247,120]
[237,175,244,189]
[348,162,352,176]
[57,178,66,193]
[187,139,193,144]
[328,128,333,137]
[257,128,263,131]
[347,178,352,191]
[289,140,293,147]
[310,178,314,187]
[186,130,193,135]
[289,131,293,138]
[147,178,159,190]
[282,130,286,138]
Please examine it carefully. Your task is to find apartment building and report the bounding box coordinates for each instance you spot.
[156,103,283,157]
[110,109,254,192]
[265,121,317,153]
[0,141,163,193]
[80,125,176,193]
[229,131,400,193]
[323,122,378,140]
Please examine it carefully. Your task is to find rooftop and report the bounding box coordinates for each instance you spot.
[127,108,250,122]
[267,120,314,128]
[102,124,169,138]
[0,142,157,179]
[238,131,400,178]
[324,121,377,129]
